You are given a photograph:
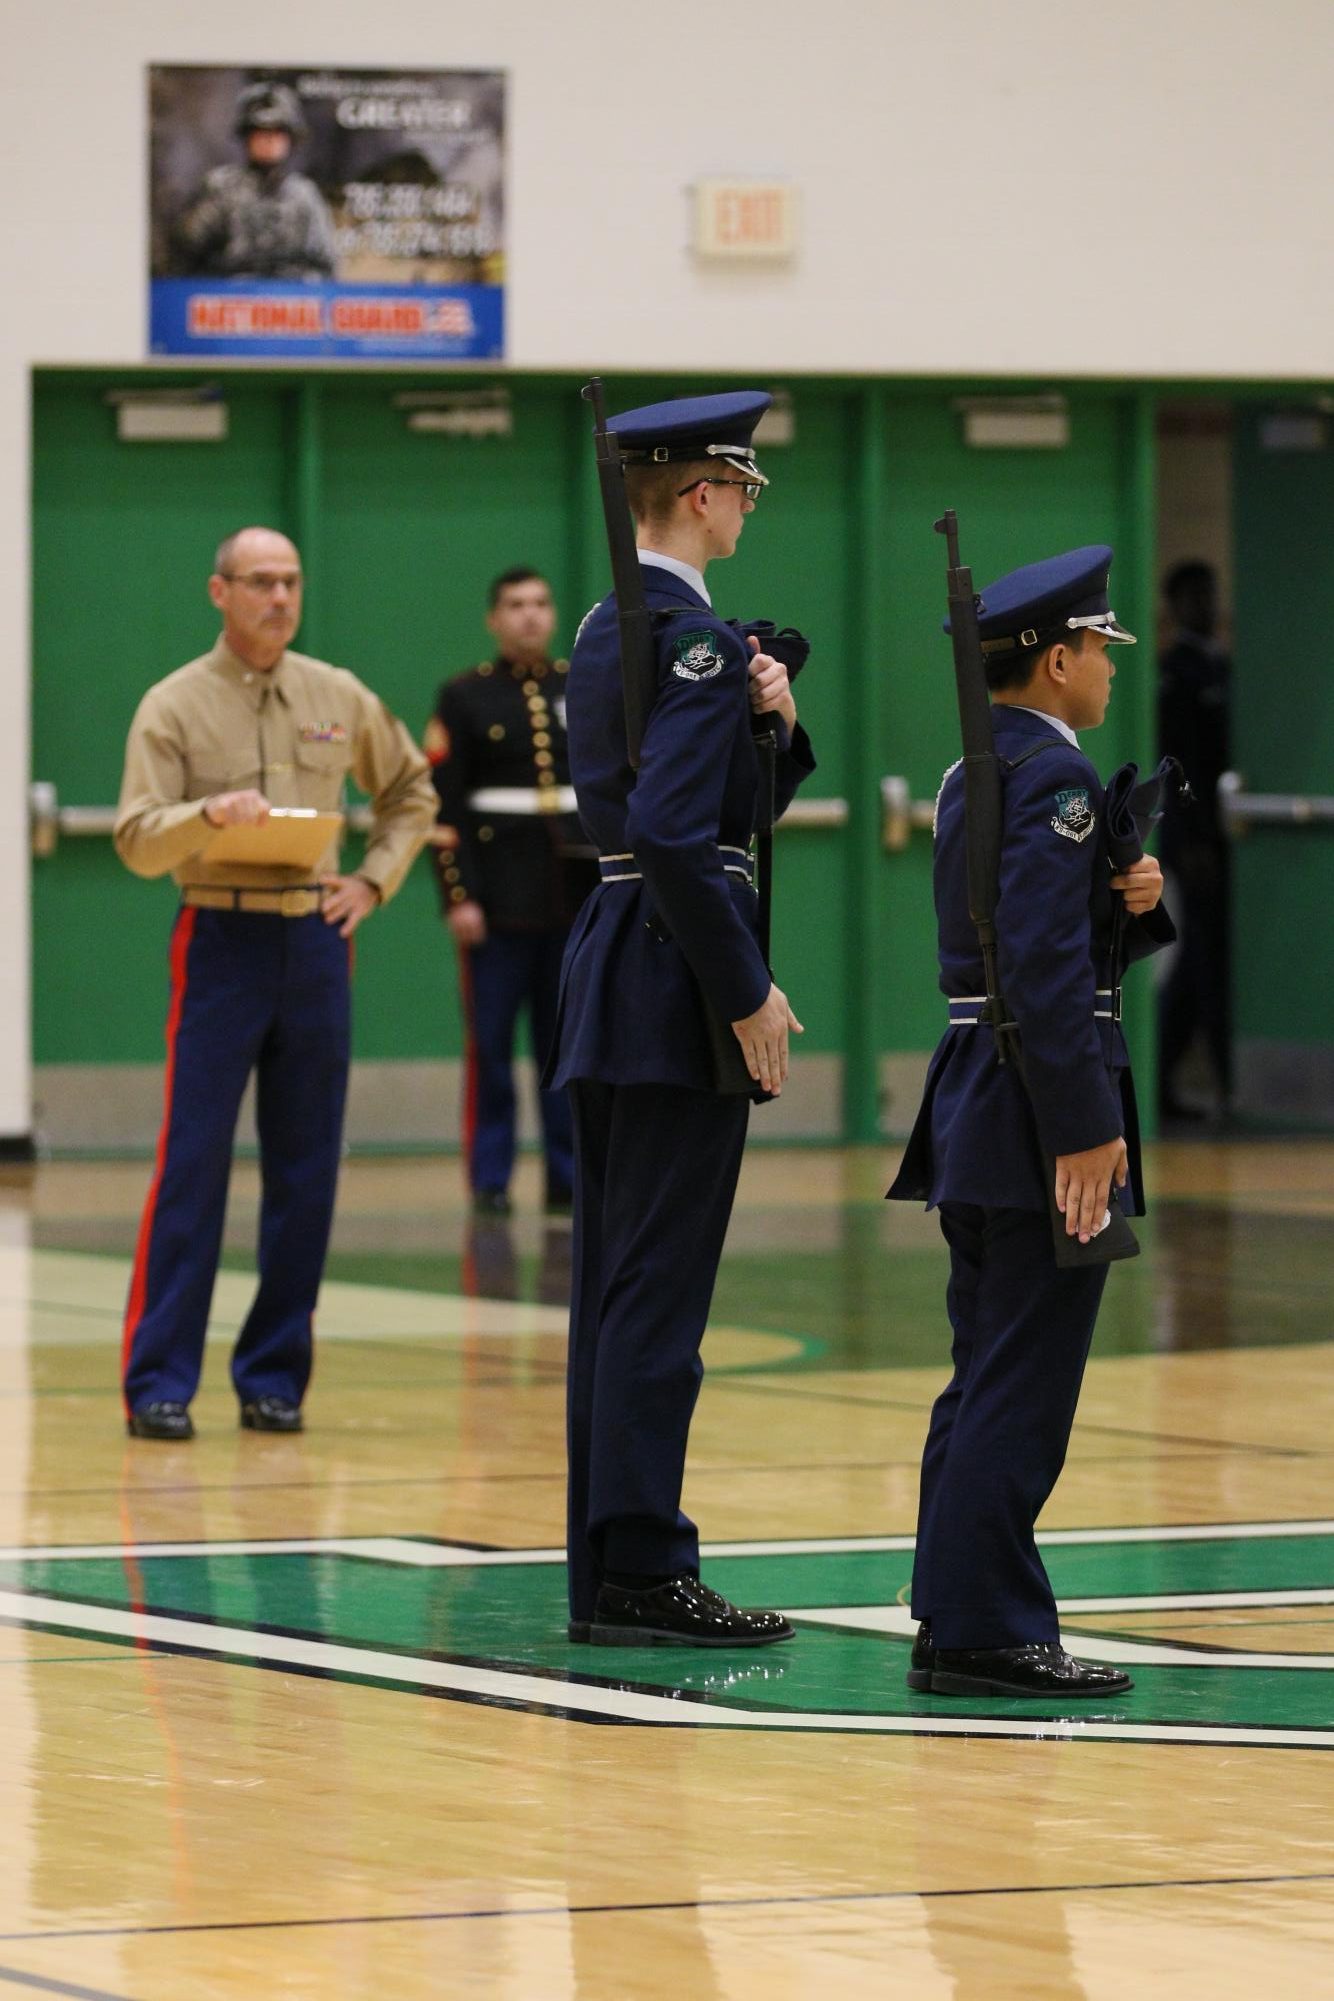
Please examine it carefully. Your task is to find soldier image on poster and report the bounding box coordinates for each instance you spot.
[171,82,336,282]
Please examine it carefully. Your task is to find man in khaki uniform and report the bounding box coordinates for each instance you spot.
[115,525,435,1440]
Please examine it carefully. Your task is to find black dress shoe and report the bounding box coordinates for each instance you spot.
[126,1401,194,1441]
[239,1396,304,1433]
[583,1573,795,1648]
[905,1620,935,1691]
[472,1189,512,1217]
[928,1641,1133,1698]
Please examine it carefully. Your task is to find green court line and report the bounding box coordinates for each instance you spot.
[4,1539,1333,1738]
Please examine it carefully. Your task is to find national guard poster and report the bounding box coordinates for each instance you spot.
[149,65,505,361]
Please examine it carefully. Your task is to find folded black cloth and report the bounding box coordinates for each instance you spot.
[1103,755,1189,869]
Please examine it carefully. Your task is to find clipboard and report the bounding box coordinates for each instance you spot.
[204,808,344,868]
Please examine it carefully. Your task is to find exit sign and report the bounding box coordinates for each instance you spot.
[693,180,798,261]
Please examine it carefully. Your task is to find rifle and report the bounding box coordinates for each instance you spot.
[583,378,655,771]
[934,509,1139,1269]
[581,377,761,1094]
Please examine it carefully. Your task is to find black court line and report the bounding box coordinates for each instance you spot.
[2,1869,1331,1945]
[0,1963,132,2000]
[715,1375,1330,1459]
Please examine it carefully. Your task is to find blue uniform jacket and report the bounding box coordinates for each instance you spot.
[547,563,816,1091]
[890,706,1174,1214]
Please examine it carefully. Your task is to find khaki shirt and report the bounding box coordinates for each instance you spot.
[114,639,436,899]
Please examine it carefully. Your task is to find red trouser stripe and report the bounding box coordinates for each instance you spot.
[121,907,198,1401]
[458,944,478,1172]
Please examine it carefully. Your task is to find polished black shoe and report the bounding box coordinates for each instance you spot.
[928,1641,1133,1698]
[126,1401,194,1441]
[583,1573,795,1648]
[472,1189,512,1217]
[239,1396,304,1434]
[905,1620,935,1691]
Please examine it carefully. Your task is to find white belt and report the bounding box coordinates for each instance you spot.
[467,786,577,815]
[598,846,753,885]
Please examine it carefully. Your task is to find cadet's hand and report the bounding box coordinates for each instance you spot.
[319,874,379,939]
[746,636,797,732]
[203,789,271,827]
[732,983,803,1096]
[1054,1137,1128,1244]
[446,900,487,948]
[1111,853,1164,915]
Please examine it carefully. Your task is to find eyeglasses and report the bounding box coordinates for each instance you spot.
[221,571,304,594]
[675,477,764,503]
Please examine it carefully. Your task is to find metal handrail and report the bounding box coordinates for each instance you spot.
[29,781,849,855]
[1217,771,1334,838]
[880,774,936,851]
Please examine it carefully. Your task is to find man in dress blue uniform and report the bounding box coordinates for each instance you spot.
[549,391,816,1646]
[426,569,598,1215]
[889,546,1174,1696]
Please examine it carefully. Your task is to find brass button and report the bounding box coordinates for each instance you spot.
[532,731,551,749]
[450,885,468,903]
[527,695,548,714]
[523,679,540,697]
[534,750,554,769]
[478,826,494,842]
[445,866,460,881]
[488,724,505,741]
[478,662,494,677]
[537,770,556,787]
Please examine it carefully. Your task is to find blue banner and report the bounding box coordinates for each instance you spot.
[150,277,503,361]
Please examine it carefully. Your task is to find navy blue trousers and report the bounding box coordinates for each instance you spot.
[565,1081,749,1621]
[460,929,573,1200]
[122,906,350,1413]
[911,1203,1108,1650]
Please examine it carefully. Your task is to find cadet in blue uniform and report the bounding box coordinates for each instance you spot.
[889,547,1174,1697]
[426,569,598,1214]
[549,392,816,1646]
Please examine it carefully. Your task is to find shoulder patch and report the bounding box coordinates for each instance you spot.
[1051,786,1096,843]
[670,629,727,683]
[423,717,450,764]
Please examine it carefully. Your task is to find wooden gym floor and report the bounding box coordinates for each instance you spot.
[0,1138,1331,1999]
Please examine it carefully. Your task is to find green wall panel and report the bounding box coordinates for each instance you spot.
[1232,409,1334,1047]
[28,367,1161,1129]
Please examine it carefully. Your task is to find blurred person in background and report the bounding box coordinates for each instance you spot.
[1157,559,1232,1119]
[425,568,598,1217]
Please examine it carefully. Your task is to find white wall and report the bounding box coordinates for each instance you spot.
[4,0,1333,1139]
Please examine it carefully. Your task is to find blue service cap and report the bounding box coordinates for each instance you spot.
[947,545,1137,654]
[607,391,772,485]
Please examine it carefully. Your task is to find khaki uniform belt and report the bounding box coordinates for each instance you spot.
[181,886,325,917]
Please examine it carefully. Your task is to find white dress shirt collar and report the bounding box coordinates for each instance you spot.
[637,549,711,606]
[1010,705,1080,748]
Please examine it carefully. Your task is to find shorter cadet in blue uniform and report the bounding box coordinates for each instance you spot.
[889,547,1174,1697]
[549,391,816,1646]
[426,569,598,1214]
